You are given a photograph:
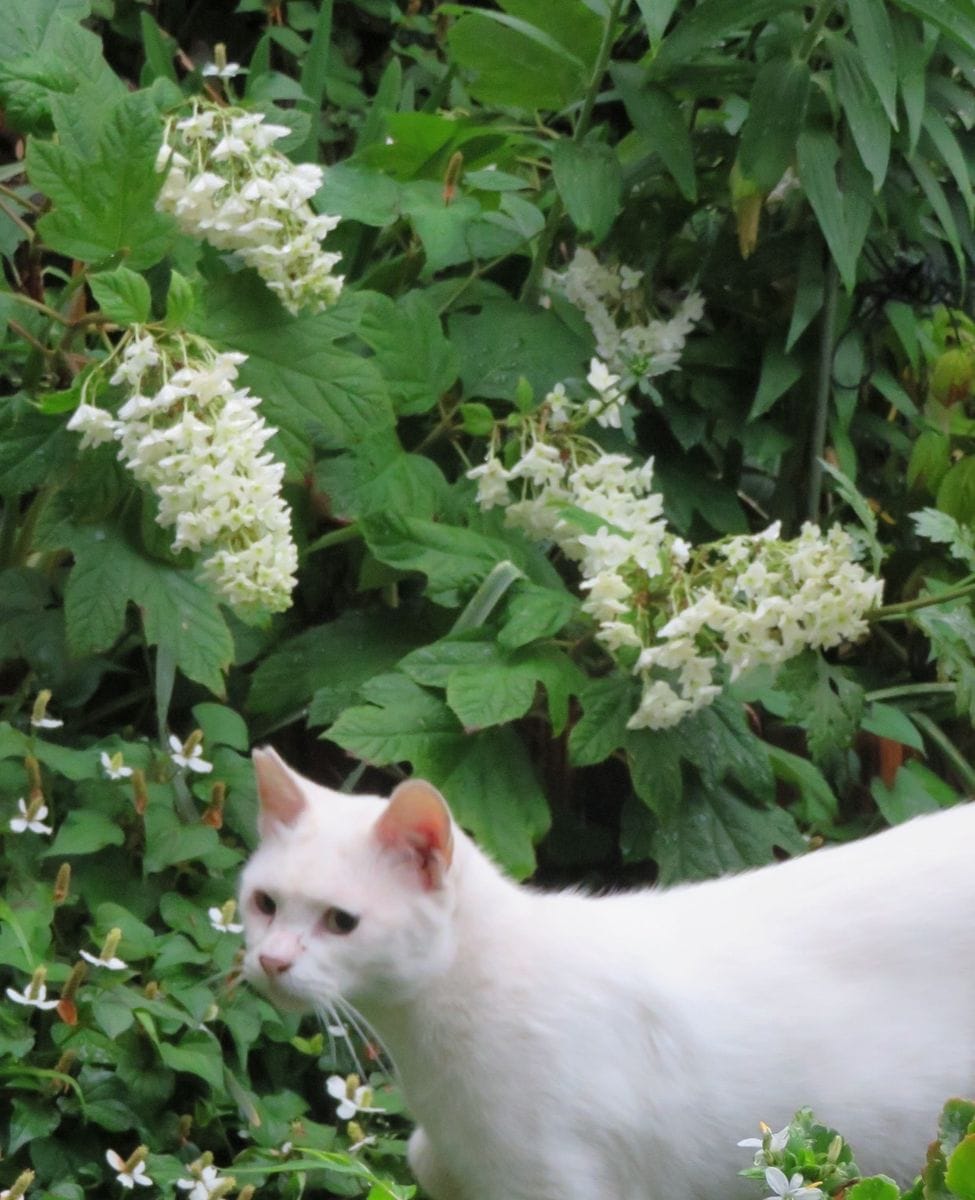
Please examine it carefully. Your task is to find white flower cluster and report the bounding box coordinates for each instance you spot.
[468,390,882,730]
[156,100,343,314]
[544,248,704,383]
[628,522,884,730]
[67,329,298,617]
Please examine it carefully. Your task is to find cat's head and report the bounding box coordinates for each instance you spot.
[239,747,458,1013]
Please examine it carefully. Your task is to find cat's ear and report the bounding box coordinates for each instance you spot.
[253,746,307,836]
[374,779,454,891]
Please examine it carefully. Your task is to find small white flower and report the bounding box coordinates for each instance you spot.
[30,715,63,729]
[80,949,128,971]
[202,61,245,78]
[177,1164,222,1200]
[100,751,133,781]
[208,904,244,934]
[738,1123,790,1156]
[10,797,53,835]
[106,1149,152,1190]
[6,981,59,1010]
[762,1167,823,1200]
[169,734,213,774]
[326,1074,386,1120]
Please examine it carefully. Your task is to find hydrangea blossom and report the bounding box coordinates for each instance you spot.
[467,380,882,730]
[156,100,343,314]
[544,248,704,382]
[67,329,298,617]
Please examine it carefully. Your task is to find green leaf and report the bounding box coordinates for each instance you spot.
[9,1096,61,1155]
[766,744,839,825]
[871,761,945,825]
[27,89,173,269]
[940,1099,975,1157]
[749,340,803,420]
[249,609,428,724]
[909,153,964,276]
[612,66,696,201]
[198,276,394,476]
[449,297,590,404]
[550,139,622,242]
[445,0,599,112]
[159,1032,226,1091]
[357,290,459,416]
[58,517,233,694]
[832,35,891,191]
[860,701,925,751]
[568,672,636,765]
[890,0,975,55]
[318,430,448,523]
[89,265,151,324]
[912,507,975,571]
[329,672,548,874]
[847,0,899,126]
[847,1178,902,1200]
[43,810,125,857]
[360,512,512,604]
[796,126,871,292]
[191,703,249,752]
[650,0,799,77]
[498,581,579,649]
[936,457,975,525]
[914,585,975,722]
[651,778,804,884]
[0,400,76,496]
[738,56,811,193]
[627,727,685,821]
[947,1135,975,1200]
[922,106,975,224]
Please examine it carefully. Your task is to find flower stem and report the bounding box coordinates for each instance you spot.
[305,524,362,556]
[870,578,975,621]
[864,682,957,703]
[806,256,839,521]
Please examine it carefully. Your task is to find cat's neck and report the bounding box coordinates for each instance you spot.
[355,832,528,1074]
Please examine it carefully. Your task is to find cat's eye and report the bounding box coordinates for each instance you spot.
[253,890,276,917]
[324,907,360,935]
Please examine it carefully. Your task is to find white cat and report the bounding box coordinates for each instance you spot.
[239,746,975,1200]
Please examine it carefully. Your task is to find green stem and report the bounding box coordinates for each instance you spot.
[911,710,975,794]
[870,578,975,621]
[864,682,957,703]
[519,0,626,304]
[305,523,362,557]
[806,256,839,521]
[798,0,836,61]
[0,182,41,214]
[10,488,52,566]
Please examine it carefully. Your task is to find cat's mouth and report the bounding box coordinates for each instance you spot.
[245,966,314,1013]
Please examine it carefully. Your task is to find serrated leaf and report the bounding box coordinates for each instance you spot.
[317,430,448,523]
[936,458,975,525]
[27,89,173,269]
[806,656,866,772]
[328,673,462,765]
[911,507,975,571]
[499,582,578,649]
[59,517,233,694]
[198,275,394,476]
[357,290,459,417]
[569,672,636,765]
[89,266,151,324]
[627,727,685,821]
[847,1178,902,1200]
[0,400,76,496]
[766,744,838,825]
[651,778,804,884]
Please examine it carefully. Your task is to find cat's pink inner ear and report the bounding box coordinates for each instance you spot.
[253,746,307,835]
[374,779,454,891]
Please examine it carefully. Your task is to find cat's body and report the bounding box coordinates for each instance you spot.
[240,748,975,1200]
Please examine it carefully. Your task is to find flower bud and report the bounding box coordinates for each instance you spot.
[123,1146,149,1174]
[53,862,72,904]
[100,928,123,962]
[2,1169,35,1199]
[131,768,149,815]
[60,959,87,1003]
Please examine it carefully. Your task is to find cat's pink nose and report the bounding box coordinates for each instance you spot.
[259,952,293,976]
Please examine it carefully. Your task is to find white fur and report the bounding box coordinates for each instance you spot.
[240,762,975,1200]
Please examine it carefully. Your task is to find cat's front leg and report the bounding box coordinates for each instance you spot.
[408,1126,468,1200]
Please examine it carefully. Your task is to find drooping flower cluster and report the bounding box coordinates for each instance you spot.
[156,100,343,314]
[544,248,704,383]
[469,382,882,730]
[67,328,298,617]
